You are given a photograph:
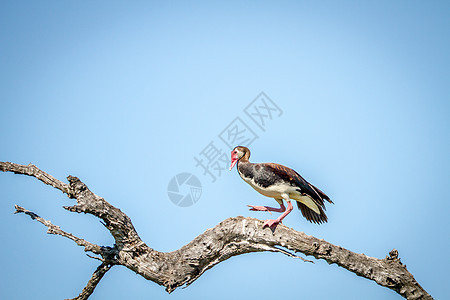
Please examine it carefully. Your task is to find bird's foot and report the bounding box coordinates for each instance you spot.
[247,205,272,215]
[263,219,281,228]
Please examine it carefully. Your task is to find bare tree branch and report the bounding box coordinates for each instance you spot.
[67,262,112,300]
[62,175,144,250]
[14,205,103,255]
[0,162,73,197]
[1,161,433,300]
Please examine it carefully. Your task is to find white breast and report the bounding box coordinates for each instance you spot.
[241,175,299,199]
[240,172,321,214]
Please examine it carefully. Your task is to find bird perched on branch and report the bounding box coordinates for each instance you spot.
[229,146,332,228]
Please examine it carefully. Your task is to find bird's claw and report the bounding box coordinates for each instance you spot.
[263,219,280,228]
[247,205,272,215]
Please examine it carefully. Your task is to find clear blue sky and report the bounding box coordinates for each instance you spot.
[1,1,449,299]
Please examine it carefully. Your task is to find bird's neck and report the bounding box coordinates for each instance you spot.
[237,159,253,179]
[237,152,252,178]
[240,152,250,162]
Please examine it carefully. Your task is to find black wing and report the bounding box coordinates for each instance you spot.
[261,163,332,224]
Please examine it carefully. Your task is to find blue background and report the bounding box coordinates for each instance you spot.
[1,1,449,299]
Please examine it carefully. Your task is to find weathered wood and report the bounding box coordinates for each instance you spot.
[68,262,112,300]
[1,161,433,300]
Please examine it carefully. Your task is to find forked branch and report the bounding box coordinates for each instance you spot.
[1,162,433,300]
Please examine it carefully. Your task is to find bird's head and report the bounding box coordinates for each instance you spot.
[229,146,250,170]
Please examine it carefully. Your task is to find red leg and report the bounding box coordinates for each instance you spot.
[247,202,286,215]
[263,201,293,228]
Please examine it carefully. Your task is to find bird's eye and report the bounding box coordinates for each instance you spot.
[233,151,237,154]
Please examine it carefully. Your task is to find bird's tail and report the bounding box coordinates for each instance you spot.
[308,183,333,204]
[296,201,328,224]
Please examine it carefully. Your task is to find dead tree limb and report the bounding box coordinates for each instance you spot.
[70,262,112,300]
[0,161,433,300]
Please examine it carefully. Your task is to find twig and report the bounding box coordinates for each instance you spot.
[67,262,112,300]
[1,162,73,197]
[14,205,102,255]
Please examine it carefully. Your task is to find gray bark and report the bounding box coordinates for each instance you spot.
[0,161,433,300]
